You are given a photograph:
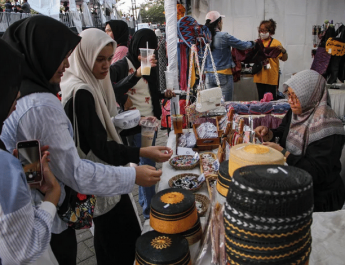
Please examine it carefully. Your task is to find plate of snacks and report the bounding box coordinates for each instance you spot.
[169,173,205,192]
[169,155,199,170]
[200,152,219,177]
[194,194,210,216]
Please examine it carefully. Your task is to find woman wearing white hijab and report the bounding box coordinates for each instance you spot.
[60,28,172,265]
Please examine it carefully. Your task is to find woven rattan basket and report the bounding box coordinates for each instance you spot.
[168,173,204,193]
[194,194,210,216]
[169,155,199,170]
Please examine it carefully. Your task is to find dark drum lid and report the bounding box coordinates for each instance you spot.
[151,188,195,215]
[232,165,313,192]
[136,231,190,264]
[219,160,229,179]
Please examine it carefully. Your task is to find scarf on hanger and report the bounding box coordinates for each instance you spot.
[0,39,23,151]
[284,69,345,155]
[106,20,129,47]
[2,16,81,98]
[60,28,122,144]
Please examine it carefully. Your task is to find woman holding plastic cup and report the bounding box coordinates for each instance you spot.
[110,29,175,220]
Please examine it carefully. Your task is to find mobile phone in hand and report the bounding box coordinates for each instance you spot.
[16,140,43,185]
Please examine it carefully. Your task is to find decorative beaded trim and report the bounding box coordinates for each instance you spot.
[226,247,310,265]
[224,211,310,231]
[232,179,313,196]
[224,218,312,238]
[225,231,310,251]
[225,237,311,260]
[224,202,313,224]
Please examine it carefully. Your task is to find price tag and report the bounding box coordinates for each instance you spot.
[177,147,195,156]
[198,174,206,182]
[328,48,332,54]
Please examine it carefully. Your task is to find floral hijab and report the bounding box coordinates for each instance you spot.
[283,70,345,155]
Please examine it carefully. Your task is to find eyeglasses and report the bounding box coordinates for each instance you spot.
[258,28,269,33]
[286,92,299,104]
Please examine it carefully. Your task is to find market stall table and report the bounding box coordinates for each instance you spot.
[329,85,345,118]
[141,130,345,265]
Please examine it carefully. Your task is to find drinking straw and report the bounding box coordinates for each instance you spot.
[174,102,177,116]
[146,41,149,50]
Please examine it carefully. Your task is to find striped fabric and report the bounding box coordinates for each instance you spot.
[0,203,53,264]
[0,92,137,234]
[0,150,56,264]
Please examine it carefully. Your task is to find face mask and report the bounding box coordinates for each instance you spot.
[260,32,270,39]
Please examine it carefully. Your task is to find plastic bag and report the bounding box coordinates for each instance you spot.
[194,184,218,265]
[197,122,218,139]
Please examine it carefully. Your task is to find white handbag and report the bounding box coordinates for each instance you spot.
[195,43,222,112]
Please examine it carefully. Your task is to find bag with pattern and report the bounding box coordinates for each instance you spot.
[58,186,96,230]
[311,47,332,75]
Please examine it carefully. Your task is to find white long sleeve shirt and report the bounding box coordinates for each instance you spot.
[0,149,56,264]
[0,92,136,233]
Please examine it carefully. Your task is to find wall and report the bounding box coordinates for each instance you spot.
[192,0,345,91]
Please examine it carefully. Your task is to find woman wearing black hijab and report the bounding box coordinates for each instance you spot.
[105,19,129,64]
[110,28,175,221]
[0,39,61,264]
[1,16,165,265]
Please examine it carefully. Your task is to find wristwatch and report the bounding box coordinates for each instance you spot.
[281,148,287,156]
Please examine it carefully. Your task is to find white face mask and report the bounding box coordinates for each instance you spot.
[260,32,270,39]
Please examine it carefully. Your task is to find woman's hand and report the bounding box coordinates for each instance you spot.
[140,146,173,162]
[164,90,176,98]
[262,142,283,152]
[37,152,61,206]
[254,126,269,138]
[135,165,162,187]
[137,55,157,67]
[277,45,286,53]
[140,116,158,131]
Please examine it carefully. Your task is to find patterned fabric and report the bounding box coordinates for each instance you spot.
[310,47,331,75]
[177,16,212,58]
[0,150,56,264]
[111,46,128,65]
[284,69,345,155]
[125,58,154,117]
[225,165,313,265]
[59,193,96,230]
[157,36,168,92]
[0,92,136,234]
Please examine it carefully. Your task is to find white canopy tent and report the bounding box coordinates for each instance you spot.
[190,0,345,89]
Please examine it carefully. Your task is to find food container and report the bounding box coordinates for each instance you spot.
[112,109,141,130]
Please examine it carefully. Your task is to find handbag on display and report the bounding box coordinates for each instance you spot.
[196,43,222,112]
[311,47,332,75]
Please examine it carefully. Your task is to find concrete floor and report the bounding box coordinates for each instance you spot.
[76,128,169,264]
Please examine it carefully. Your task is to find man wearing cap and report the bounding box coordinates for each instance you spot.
[205,11,255,101]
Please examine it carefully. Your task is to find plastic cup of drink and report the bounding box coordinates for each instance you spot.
[165,71,175,91]
[140,119,159,147]
[139,48,155,76]
[172,114,183,134]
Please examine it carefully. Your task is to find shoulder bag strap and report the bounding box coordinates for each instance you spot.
[199,43,221,88]
[186,44,201,106]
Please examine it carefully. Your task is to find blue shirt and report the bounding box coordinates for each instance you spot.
[0,92,136,234]
[205,31,254,72]
[0,149,56,264]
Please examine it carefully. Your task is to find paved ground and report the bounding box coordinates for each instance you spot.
[76,128,169,264]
